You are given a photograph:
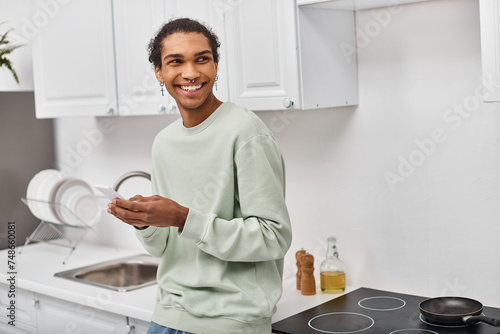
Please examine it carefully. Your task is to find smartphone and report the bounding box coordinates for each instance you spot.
[95,184,125,200]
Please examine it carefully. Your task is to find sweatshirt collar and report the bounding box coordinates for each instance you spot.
[181,102,228,135]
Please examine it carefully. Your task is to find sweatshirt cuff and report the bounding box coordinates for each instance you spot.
[179,207,212,242]
[135,225,158,238]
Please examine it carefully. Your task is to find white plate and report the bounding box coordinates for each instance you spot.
[26,170,47,219]
[37,170,64,223]
[26,169,64,223]
[70,193,102,227]
[55,178,94,226]
[48,177,68,224]
[26,169,52,220]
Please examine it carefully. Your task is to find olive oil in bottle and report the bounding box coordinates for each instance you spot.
[320,236,346,293]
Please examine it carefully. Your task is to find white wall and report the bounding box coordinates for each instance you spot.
[54,0,500,307]
[54,113,179,251]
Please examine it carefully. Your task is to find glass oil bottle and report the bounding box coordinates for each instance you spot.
[320,236,346,293]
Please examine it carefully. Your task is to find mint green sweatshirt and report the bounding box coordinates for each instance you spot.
[136,102,292,334]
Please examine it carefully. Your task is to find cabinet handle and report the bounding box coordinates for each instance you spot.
[158,104,166,113]
[125,324,135,334]
[125,316,135,333]
[31,299,39,307]
[282,98,294,108]
[107,107,115,115]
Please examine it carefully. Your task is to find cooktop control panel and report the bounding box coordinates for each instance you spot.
[272,287,500,334]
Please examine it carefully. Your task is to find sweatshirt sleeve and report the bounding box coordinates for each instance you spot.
[135,226,170,258]
[179,134,292,262]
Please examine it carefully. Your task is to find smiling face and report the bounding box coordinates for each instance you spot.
[155,32,219,123]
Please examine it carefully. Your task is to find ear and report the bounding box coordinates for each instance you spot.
[154,66,163,83]
[214,62,218,72]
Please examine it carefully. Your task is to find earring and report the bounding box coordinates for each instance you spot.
[215,75,218,91]
[159,82,165,96]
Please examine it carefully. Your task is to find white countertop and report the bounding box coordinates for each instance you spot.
[274,280,356,323]
[1,242,156,321]
[0,242,353,323]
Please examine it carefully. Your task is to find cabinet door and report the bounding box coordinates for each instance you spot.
[0,284,37,333]
[0,320,36,334]
[479,0,500,102]
[113,0,176,115]
[223,0,301,110]
[35,293,123,334]
[129,317,150,333]
[165,0,229,103]
[33,0,116,118]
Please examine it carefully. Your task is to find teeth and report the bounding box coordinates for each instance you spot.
[180,85,202,92]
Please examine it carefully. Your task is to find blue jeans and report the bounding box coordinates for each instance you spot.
[147,321,193,334]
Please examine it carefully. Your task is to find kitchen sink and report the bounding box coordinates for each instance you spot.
[54,254,160,292]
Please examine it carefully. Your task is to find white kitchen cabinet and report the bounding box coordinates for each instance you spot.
[223,0,358,111]
[297,0,431,10]
[128,317,150,333]
[32,0,116,118]
[0,284,37,333]
[35,293,154,334]
[0,283,152,334]
[33,0,174,118]
[164,0,229,103]
[0,321,36,334]
[35,293,124,333]
[223,0,302,110]
[30,290,149,334]
[113,0,173,116]
[479,0,500,102]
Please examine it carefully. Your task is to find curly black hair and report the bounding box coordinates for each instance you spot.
[148,18,221,69]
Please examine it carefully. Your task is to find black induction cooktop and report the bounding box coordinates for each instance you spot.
[272,287,500,334]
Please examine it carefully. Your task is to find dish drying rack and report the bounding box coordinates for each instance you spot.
[20,198,98,264]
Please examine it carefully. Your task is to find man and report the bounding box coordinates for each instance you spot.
[108,18,292,334]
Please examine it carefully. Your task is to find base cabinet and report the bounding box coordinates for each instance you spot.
[35,294,152,334]
[35,294,124,333]
[0,321,37,334]
[129,318,150,334]
[0,284,37,333]
[0,284,152,334]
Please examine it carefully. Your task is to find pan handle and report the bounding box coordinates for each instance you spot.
[464,315,500,327]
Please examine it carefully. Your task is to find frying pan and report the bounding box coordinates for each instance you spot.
[419,297,500,327]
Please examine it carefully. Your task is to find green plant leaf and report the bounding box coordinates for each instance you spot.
[0,21,24,85]
[0,58,19,84]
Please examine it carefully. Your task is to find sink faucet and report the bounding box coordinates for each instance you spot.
[113,171,151,191]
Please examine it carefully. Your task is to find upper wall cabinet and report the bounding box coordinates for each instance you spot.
[479,0,500,102]
[113,1,170,115]
[32,0,172,118]
[297,0,431,10]
[223,0,358,111]
[164,0,229,103]
[223,0,302,110]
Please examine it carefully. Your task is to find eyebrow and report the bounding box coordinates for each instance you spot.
[163,50,213,61]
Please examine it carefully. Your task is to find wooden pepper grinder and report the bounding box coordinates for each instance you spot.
[295,249,306,290]
[300,253,316,295]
